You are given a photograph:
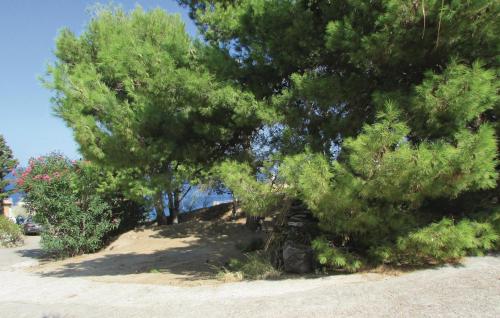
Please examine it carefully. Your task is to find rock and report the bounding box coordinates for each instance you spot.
[282,241,313,274]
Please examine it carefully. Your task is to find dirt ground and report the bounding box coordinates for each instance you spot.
[31,214,262,286]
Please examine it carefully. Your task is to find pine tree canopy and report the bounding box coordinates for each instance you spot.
[180,0,499,152]
[46,7,265,197]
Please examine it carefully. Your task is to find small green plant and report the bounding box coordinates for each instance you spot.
[0,216,23,247]
[215,268,244,282]
[217,252,281,281]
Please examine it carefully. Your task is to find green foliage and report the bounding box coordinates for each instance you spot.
[278,104,498,259]
[0,216,23,247]
[0,135,18,202]
[36,2,499,270]
[382,219,498,265]
[225,252,281,280]
[94,168,148,233]
[411,61,499,139]
[314,218,498,271]
[312,237,362,273]
[215,161,282,216]
[46,6,265,224]
[178,0,500,270]
[489,211,500,243]
[17,154,116,257]
[471,209,500,251]
[181,0,500,151]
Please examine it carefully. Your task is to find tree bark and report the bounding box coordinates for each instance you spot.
[231,198,238,221]
[167,191,179,225]
[154,191,168,226]
[172,190,180,224]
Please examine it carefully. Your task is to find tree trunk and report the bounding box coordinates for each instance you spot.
[172,190,180,224]
[231,198,238,221]
[167,191,179,225]
[154,191,168,226]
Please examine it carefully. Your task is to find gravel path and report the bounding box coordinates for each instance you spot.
[1,241,499,318]
[0,236,41,270]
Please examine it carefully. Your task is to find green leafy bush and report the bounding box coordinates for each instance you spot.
[17,154,116,257]
[0,216,23,247]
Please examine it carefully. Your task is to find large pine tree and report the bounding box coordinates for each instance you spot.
[182,0,500,268]
[46,7,264,225]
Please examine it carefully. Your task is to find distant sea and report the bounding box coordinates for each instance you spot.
[151,187,233,219]
[7,172,231,218]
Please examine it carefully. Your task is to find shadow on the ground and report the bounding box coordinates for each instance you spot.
[14,236,47,261]
[15,247,45,260]
[37,221,262,282]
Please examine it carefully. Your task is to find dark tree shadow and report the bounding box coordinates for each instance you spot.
[15,241,47,261]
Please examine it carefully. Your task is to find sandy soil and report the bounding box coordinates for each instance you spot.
[31,218,262,286]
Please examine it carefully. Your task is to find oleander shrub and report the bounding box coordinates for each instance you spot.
[16,154,116,257]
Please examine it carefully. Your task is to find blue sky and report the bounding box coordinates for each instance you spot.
[0,1,197,166]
